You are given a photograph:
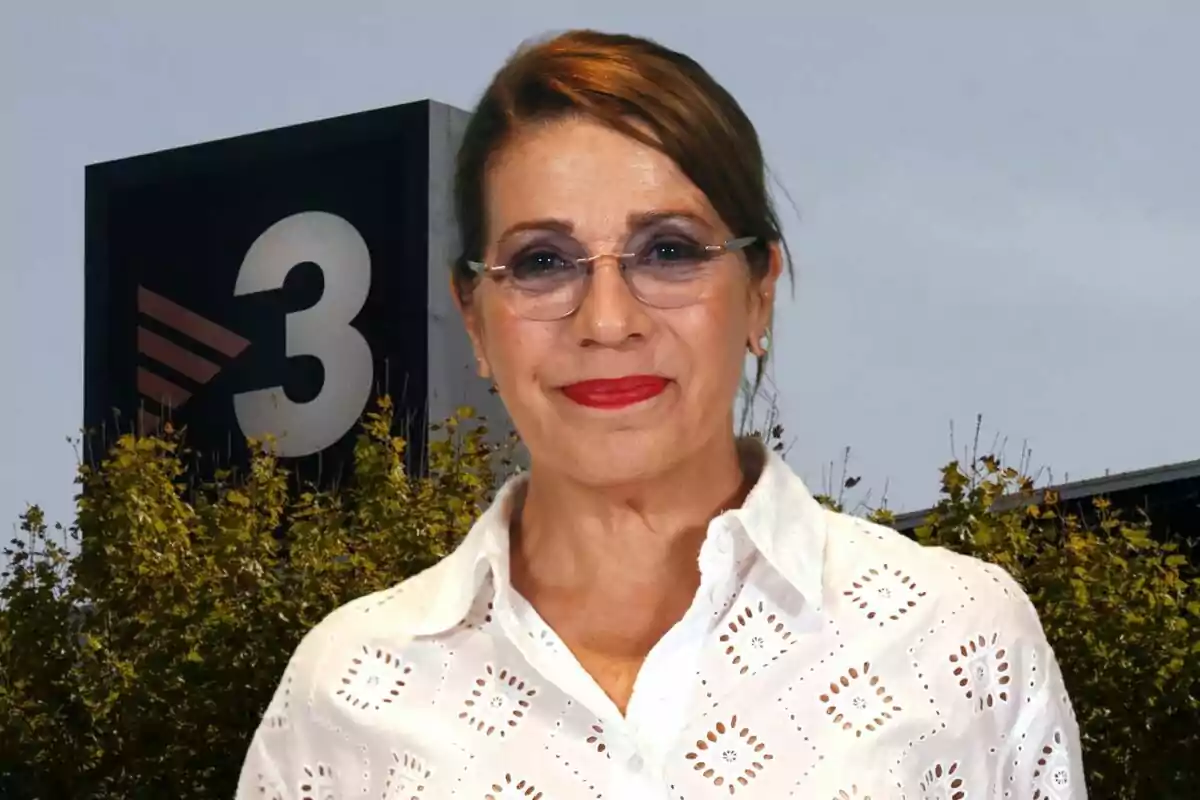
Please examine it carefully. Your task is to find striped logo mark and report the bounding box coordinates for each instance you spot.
[136,286,250,433]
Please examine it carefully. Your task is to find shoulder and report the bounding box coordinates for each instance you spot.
[816,511,1085,789]
[284,586,401,675]
[817,509,1075,727]
[822,508,1032,603]
[820,509,1049,657]
[237,550,485,797]
[278,548,480,700]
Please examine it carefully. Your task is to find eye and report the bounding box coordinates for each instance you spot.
[509,249,576,280]
[642,238,707,266]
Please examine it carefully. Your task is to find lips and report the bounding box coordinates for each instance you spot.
[560,375,669,409]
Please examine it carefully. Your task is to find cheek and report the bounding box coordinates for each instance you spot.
[478,302,556,389]
[670,300,750,395]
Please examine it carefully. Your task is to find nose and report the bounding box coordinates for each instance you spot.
[571,256,652,347]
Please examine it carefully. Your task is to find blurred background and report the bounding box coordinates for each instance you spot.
[2,1,1198,536]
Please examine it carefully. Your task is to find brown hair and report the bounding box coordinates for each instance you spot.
[452,29,791,297]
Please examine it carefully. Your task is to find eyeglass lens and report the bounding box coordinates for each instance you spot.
[493,226,742,321]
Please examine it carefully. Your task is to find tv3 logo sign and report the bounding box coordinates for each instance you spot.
[137,212,373,458]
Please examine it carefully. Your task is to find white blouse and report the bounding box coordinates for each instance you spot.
[238,444,1085,799]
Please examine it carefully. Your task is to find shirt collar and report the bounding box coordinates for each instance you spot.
[391,478,523,637]
[402,438,828,637]
[724,438,829,611]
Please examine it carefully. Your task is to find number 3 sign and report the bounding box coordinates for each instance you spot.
[84,99,493,481]
[234,212,374,458]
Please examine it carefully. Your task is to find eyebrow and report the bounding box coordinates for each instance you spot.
[627,209,714,230]
[496,209,714,242]
[496,218,575,241]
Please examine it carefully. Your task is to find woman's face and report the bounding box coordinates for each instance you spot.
[459,115,780,486]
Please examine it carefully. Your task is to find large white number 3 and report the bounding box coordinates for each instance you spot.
[233,211,373,458]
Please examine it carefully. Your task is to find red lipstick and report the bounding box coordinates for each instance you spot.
[560,375,669,409]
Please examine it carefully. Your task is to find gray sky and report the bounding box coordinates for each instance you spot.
[2,2,1198,544]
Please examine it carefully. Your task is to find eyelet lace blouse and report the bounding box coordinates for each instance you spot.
[238,442,1085,799]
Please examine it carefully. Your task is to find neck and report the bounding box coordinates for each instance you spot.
[512,429,752,597]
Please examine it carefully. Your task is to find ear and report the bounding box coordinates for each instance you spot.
[747,241,783,356]
[450,272,493,379]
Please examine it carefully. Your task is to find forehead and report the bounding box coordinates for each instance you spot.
[483,116,723,239]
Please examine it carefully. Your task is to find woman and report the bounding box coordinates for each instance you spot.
[239,30,1084,799]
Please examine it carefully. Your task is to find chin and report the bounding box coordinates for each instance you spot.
[547,428,684,487]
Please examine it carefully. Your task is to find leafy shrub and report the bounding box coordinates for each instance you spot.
[0,399,505,799]
[2,405,1197,798]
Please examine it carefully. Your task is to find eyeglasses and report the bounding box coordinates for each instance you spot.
[467,235,757,322]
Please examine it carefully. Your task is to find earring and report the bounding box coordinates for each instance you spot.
[756,332,771,354]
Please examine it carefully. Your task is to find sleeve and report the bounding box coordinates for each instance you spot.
[235,621,360,800]
[985,564,1089,799]
[1000,646,1087,798]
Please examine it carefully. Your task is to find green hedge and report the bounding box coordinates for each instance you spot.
[1,401,1197,798]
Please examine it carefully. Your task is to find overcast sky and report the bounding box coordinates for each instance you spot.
[2,2,1198,546]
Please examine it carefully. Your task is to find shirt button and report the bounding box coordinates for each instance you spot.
[627,753,644,772]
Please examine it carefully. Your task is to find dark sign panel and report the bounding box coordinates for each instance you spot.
[85,100,464,481]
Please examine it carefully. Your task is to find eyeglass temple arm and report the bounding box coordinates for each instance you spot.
[708,236,757,254]
[466,261,509,276]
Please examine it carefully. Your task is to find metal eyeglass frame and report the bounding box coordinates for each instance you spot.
[465,236,758,319]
